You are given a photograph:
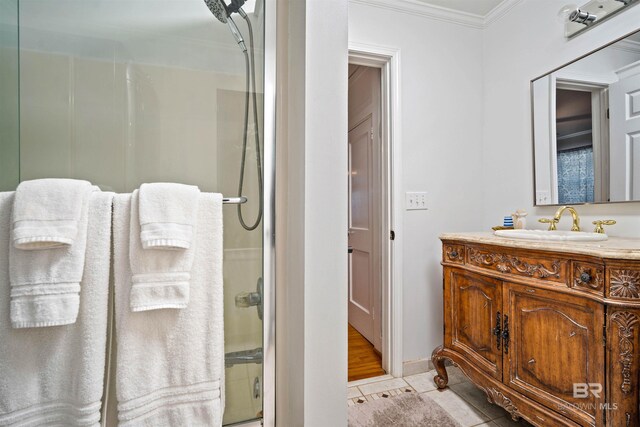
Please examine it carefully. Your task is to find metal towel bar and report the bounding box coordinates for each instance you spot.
[222,196,247,204]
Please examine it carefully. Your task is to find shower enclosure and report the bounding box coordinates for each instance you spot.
[0,0,275,425]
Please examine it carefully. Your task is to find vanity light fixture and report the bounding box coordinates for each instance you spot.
[568,8,598,24]
[562,0,639,37]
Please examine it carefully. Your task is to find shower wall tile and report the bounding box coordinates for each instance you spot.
[0,0,20,191]
[18,50,251,197]
[223,247,262,349]
[223,377,258,424]
[20,51,73,180]
[73,58,127,191]
[0,44,19,190]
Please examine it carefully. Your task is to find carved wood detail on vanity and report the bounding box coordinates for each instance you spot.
[482,387,522,421]
[571,262,605,296]
[610,311,639,395]
[608,308,640,427]
[443,244,464,265]
[437,235,640,427]
[466,246,566,282]
[609,270,640,300]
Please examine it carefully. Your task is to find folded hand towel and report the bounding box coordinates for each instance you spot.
[114,193,224,426]
[12,178,93,250]
[129,190,198,311]
[0,191,113,426]
[139,183,200,250]
[9,185,97,328]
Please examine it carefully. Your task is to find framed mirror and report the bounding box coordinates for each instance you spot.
[532,28,640,206]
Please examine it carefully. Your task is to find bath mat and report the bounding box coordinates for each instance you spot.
[348,392,462,427]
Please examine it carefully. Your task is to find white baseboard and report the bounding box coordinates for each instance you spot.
[402,358,433,376]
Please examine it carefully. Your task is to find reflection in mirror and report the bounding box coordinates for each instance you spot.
[532,29,640,205]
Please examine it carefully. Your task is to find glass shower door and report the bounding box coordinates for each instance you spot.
[0,0,19,191]
[8,1,267,424]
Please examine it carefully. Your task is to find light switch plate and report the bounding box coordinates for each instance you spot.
[406,192,428,210]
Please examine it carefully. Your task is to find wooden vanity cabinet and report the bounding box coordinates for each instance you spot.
[447,269,503,381]
[434,238,640,427]
[505,282,605,426]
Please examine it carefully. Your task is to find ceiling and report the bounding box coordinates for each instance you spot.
[414,0,507,16]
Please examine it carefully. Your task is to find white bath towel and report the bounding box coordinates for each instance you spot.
[129,190,198,312]
[0,191,113,426]
[12,178,93,250]
[114,193,224,426]
[9,185,97,328]
[138,183,200,250]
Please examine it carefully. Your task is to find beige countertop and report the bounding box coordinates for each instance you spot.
[440,231,640,260]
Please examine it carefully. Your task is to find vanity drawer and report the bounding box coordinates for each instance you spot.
[465,245,568,284]
[443,243,465,265]
[570,261,605,297]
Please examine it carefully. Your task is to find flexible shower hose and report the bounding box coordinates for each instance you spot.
[237,15,263,231]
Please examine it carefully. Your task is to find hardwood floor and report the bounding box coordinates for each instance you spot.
[348,324,385,382]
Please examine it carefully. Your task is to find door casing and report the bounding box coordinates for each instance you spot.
[348,43,402,378]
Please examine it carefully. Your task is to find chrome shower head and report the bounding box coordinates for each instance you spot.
[203,0,248,52]
[204,0,228,23]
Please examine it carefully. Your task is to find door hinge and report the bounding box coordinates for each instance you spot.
[603,320,607,346]
[606,108,610,119]
[370,128,374,140]
[390,230,395,240]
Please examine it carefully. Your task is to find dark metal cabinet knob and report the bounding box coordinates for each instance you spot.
[580,272,592,284]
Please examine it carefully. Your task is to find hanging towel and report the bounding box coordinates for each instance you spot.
[9,184,97,328]
[114,193,224,426]
[0,191,113,426]
[138,183,200,250]
[129,190,198,311]
[12,178,93,250]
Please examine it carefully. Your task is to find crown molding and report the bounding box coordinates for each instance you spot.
[350,0,523,29]
[612,39,640,55]
[484,0,525,26]
[349,0,484,28]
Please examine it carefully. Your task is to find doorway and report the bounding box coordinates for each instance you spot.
[347,44,402,383]
[554,80,609,204]
[348,64,384,382]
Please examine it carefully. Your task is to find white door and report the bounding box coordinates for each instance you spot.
[610,63,640,201]
[348,66,381,351]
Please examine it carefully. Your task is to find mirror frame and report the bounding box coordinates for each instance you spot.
[531,26,640,207]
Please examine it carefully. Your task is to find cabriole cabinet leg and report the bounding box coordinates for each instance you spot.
[431,345,449,389]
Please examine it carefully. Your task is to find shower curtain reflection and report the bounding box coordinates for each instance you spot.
[557,146,595,204]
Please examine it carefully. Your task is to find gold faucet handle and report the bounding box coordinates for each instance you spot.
[592,220,616,234]
[539,218,558,231]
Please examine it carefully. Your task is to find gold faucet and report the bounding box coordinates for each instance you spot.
[538,206,581,231]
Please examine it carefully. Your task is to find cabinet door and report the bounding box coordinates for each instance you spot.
[505,282,604,426]
[446,268,503,380]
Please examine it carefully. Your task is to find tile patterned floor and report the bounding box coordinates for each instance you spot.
[347,367,533,427]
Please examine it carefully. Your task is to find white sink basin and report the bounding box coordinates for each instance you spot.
[494,229,608,242]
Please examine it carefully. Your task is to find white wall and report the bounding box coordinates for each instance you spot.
[304,0,349,424]
[349,2,485,364]
[276,0,349,425]
[483,0,640,237]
